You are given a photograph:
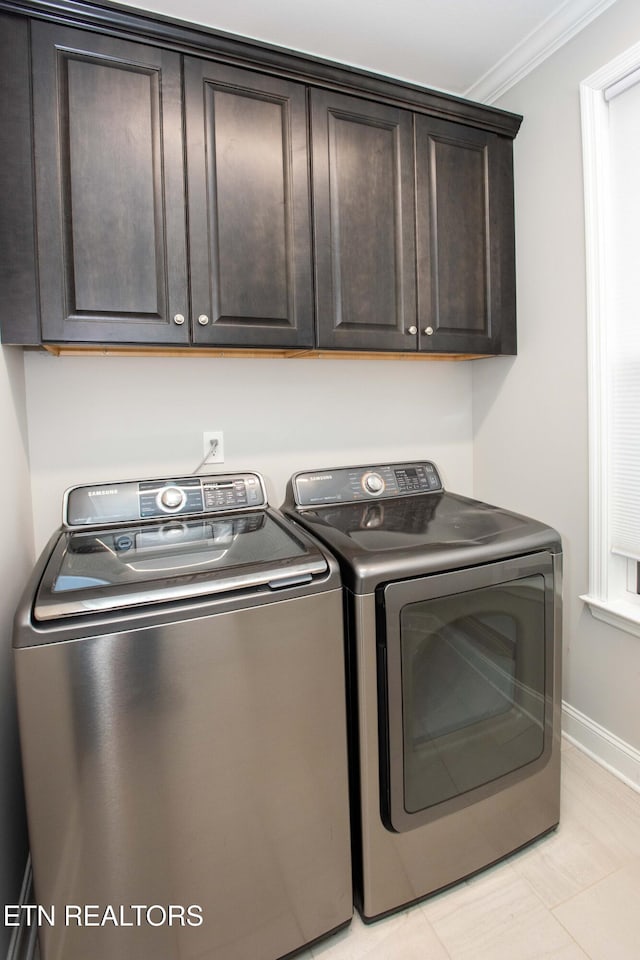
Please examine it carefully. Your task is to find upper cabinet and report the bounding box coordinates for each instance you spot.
[184,60,313,348]
[414,116,516,355]
[31,23,190,345]
[30,24,314,348]
[311,93,517,356]
[0,1,522,357]
[311,90,417,352]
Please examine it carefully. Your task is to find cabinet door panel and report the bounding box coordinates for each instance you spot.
[311,90,416,352]
[67,59,159,314]
[0,13,39,345]
[185,60,313,348]
[415,116,516,354]
[32,23,188,344]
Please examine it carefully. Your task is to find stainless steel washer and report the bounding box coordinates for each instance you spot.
[14,472,352,960]
[282,461,562,921]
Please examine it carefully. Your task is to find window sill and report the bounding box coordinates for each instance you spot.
[581,594,640,639]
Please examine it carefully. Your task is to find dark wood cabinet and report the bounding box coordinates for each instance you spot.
[311,96,516,356]
[311,90,417,352]
[0,0,521,357]
[0,13,39,346]
[29,25,314,349]
[184,60,313,348]
[31,23,190,345]
[414,115,516,355]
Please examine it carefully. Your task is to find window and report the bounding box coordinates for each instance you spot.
[581,44,640,637]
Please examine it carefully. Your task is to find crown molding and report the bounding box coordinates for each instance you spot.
[0,0,522,137]
[465,0,618,104]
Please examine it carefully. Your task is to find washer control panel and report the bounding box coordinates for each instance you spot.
[292,461,442,507]
[64,473,267,527]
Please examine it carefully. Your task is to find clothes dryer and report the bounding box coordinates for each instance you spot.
[282,460,562,921]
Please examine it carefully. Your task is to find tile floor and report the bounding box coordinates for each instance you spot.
[31,740,640,960]
[305,740,640,960]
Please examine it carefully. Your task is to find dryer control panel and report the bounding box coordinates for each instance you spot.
[64,473,267,527]
[292,461,442,507]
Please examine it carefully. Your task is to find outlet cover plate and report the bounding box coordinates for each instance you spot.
[202,431,224,464]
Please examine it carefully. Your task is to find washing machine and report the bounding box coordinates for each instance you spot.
[282,460,562,921]
[14,472,352,960]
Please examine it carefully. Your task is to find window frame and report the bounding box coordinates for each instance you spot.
[580,42,640,638]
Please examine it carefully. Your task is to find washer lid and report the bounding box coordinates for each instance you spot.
[34,509,328,620]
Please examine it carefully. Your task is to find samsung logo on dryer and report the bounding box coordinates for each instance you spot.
[300,475,333,482]
[88,488,119,497]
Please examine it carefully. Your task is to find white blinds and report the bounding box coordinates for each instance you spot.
[611,361,640,560]
[608,78,640,561]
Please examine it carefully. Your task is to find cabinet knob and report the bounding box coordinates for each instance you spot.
[407,326,417,336]
[424,326,434,336]
[173,314,185,325]
[198,314,210,326]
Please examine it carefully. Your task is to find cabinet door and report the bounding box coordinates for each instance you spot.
[311,90,417,352]
[32,23,189,345]
[185,60,313,348]
[415,116,516,355]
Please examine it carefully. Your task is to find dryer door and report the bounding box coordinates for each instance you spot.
[378,551,558,833]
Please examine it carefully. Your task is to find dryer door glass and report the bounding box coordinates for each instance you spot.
[401,575,544,813]
[380,552,556,832]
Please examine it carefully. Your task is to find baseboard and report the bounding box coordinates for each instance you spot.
[562,700,640,793]
[6,856,38,960]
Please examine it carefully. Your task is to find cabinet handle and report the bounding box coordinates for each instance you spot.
[407,326,417,336]
[173,314,185,325]
[424,326,434,336]
[198,314,210,326]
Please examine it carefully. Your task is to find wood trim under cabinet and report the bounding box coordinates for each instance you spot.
[43,345,493,360]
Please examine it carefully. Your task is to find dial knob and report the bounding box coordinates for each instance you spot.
[363,472,385,495]
[157,486,186,512]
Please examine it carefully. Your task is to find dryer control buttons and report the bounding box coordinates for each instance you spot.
[363,472,385,495]
[157,485,187,512]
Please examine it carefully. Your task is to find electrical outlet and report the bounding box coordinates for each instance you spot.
[202,431,224,465]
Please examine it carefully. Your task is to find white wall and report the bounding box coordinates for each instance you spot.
[473,0,640,758]
[0,348,33,955]
[24,352,474,552]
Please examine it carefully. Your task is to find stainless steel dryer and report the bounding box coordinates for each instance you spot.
[14,472,352,960]
[282,461,562,921]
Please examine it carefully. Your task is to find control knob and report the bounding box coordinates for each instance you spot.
[157,486,186,512]
[363,472,385,495]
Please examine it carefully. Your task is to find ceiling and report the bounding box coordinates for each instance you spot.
[114,0,617,102]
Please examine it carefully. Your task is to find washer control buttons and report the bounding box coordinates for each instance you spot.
[139,478,203,519]
[362,472,385,496]
[202,479,248,510]
[157,485,187,512]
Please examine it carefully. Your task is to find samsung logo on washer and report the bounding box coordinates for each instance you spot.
[88,489,119,497]
[301,475,333,482]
